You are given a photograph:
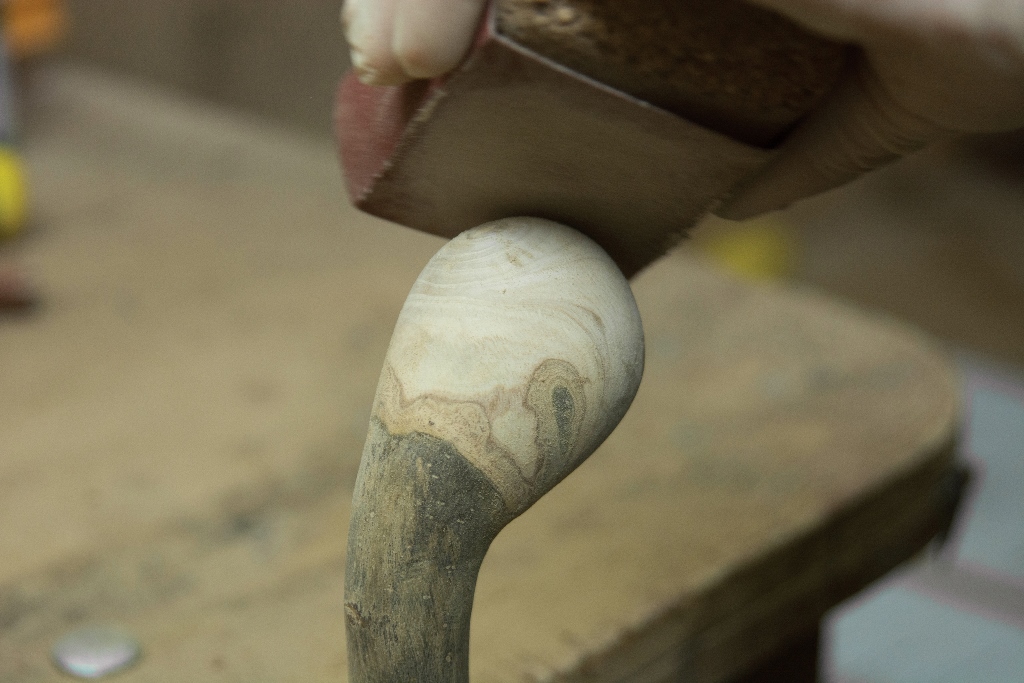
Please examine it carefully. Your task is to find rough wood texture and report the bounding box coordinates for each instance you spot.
[345,220,645,682]
[2,68,961,682]
[496,0,848,146]
[345,424,513,682]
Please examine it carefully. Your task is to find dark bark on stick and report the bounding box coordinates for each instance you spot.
[345,420,514,683]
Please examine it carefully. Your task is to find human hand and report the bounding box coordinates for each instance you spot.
[341,0,488,85]
[719,0,1024,218]
[340,0,1024,218]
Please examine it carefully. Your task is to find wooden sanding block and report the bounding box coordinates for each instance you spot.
[335,0,849,276]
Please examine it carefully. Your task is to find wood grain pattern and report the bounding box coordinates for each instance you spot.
[344,219,645,681]
[367,220,645,514]
[0,251,959,681]
[1,68,961,683]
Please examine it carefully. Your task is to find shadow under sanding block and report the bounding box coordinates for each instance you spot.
[335,0,849,277]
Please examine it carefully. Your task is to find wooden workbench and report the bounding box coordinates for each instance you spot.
[0,67,961,682]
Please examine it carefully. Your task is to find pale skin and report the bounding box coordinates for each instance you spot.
[340,6,1020,678]
[341,0,1024,218]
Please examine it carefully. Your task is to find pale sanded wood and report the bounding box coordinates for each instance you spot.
[0,68,959,683]
[344,220,645,682]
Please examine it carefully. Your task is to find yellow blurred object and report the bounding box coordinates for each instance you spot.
[3,0,68,59]
[696,217,799,281]
[0,146,27,238]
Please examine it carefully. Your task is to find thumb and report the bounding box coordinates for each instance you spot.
[716,58,950,220]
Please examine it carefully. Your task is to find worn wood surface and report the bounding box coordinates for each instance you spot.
[344,425,512,683]
[344,221,644,682]
[0,67,960,682]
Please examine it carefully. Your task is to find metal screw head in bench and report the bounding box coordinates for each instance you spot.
[51,625,142,679]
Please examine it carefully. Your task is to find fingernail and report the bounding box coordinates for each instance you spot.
[340,0,358,37]
[341,0,367,77]
[343,2,384,85]
[342,0,406,85]
[350,47,380,84]
[350,49,408,85]
[342,0,377,78]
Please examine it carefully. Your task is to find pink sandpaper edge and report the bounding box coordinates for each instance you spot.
[334,73,437,204]
[334,11,496,205]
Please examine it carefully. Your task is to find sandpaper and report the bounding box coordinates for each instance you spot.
[335,0,849,276]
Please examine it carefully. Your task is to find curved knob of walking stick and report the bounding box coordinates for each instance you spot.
[344,217,645,682]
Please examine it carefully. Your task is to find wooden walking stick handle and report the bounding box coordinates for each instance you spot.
[344,218,645,682]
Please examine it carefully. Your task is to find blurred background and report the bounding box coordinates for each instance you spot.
[1,2,1022,681]
[63,0,346,136]
[52,0,1024,367]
